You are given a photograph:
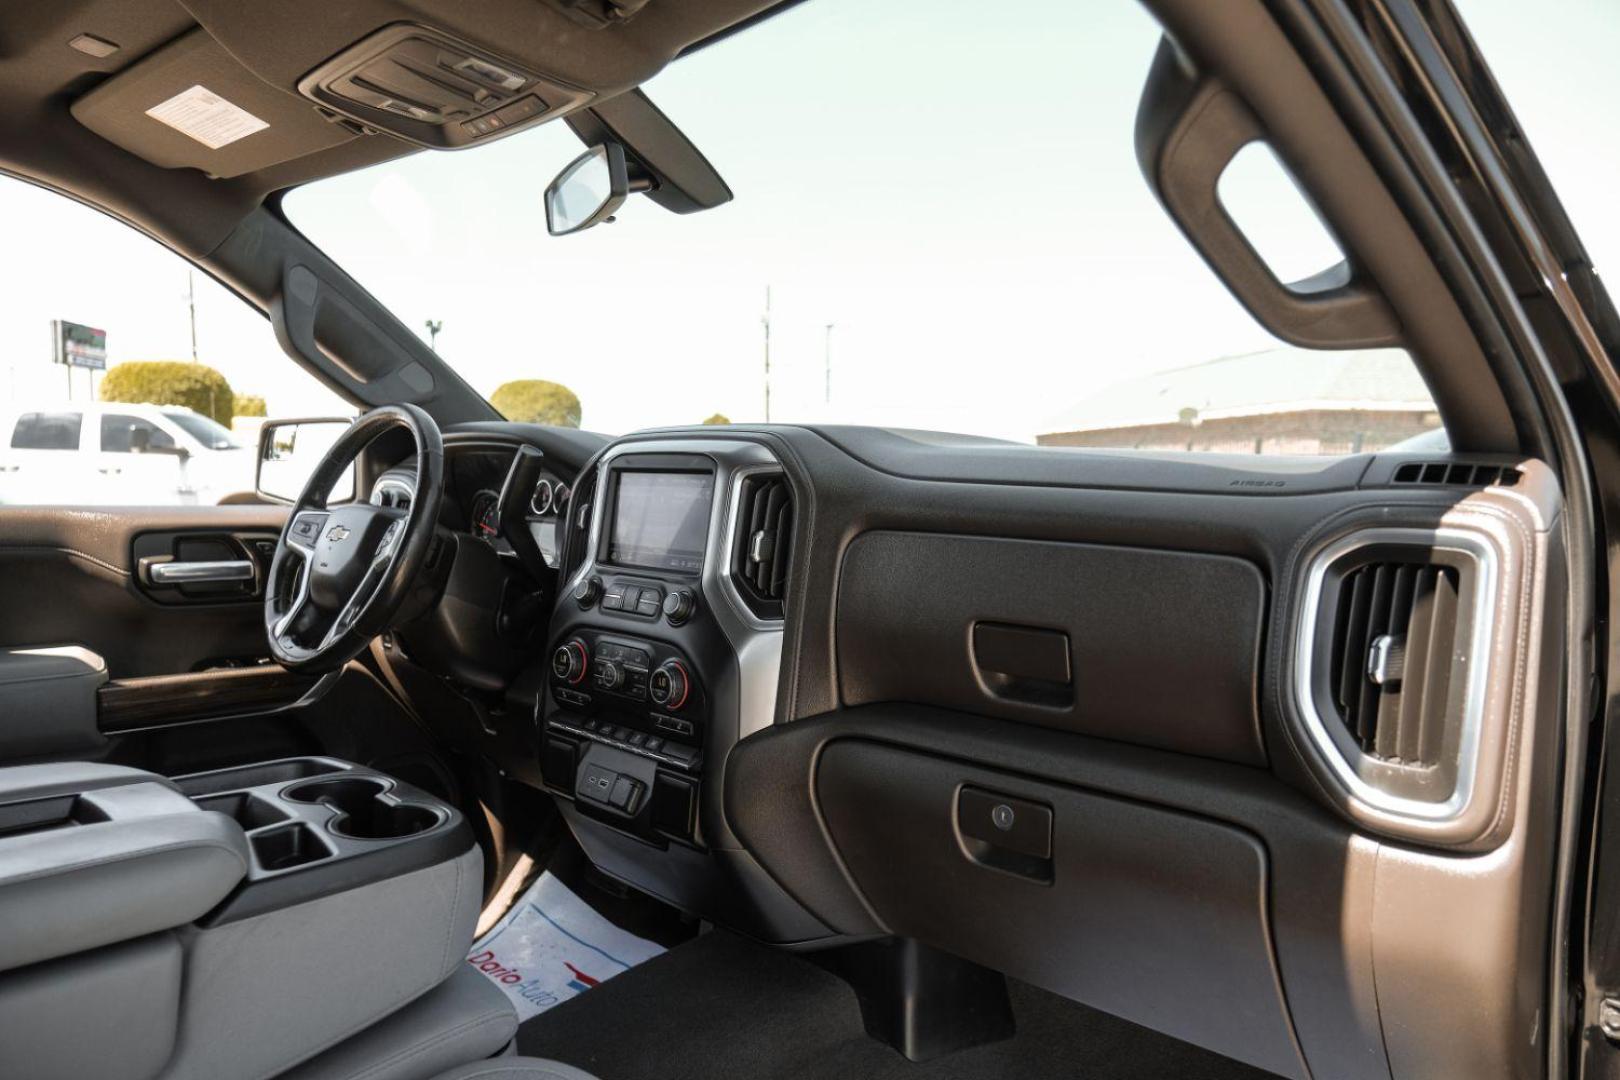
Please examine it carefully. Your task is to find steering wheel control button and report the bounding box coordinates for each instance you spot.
[662,589,696,625]
[648,660,691,711]
[573,576,602,608]
[290,514,326,544]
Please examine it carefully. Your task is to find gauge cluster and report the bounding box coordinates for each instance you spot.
[529,477,569,518]
[369,445,573,568]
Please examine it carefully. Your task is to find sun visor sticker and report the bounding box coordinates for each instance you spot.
[145,85,268,150]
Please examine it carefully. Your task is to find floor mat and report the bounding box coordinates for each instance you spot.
[517,930,1281,1080]
[467,871,665,1022]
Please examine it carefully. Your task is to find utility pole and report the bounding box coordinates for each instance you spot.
[823,322,834,404]
[425,319,443,353]
[187,269,199,363]
[761,286,772,423]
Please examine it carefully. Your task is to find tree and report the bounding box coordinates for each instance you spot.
[702,413,731,425]
[490,380,582,427]
[234,394,267,417]
[101,360,234,425]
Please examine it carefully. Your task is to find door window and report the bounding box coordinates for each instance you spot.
[0,172,346,507]
[100,414,176,453]
[10,412,82,451]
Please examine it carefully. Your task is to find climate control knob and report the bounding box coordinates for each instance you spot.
[551,640,588,684]
[648,660,691,710]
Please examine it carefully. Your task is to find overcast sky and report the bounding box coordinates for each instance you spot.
[1,0,1614,443]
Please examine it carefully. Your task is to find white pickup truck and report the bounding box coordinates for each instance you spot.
[0,401,256,505]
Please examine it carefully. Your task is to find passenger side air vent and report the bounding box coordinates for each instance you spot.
[731,473,793,619]
[1391,461,1520,488]
[1327,560,1460,766]
[1298,526,1498,828]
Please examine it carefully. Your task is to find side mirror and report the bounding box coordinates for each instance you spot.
[545,143,634,236]
[256,418,355,505]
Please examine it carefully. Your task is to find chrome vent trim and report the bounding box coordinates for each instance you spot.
[1293,526,1498,826]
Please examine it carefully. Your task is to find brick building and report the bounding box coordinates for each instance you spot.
[1037,347,1441,455]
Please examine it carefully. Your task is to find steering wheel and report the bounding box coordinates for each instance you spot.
[265,404,445,673]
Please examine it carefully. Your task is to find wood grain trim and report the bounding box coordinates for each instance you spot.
[98,665,320,732]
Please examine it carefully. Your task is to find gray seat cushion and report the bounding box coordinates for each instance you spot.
[430,1060,600,1080]
[280,965,519,1080]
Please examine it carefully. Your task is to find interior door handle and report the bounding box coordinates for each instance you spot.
[147,560,256,585]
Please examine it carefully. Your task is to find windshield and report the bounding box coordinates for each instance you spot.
[284,0,1440,452]
[163,410,242,450]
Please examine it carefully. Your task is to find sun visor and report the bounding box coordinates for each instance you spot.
[71,29,357,179]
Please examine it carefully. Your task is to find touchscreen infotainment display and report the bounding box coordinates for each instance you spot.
[608,471,715,573]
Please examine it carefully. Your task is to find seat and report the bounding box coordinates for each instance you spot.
[278,966,519,1080]
[431,1062,600,1080]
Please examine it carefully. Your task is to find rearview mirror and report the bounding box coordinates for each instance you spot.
[256,418,355,505]
[545,143,631,236]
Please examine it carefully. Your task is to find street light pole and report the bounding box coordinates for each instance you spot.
[425,320,443,353]
[823,322,834,404]
[187,269,199,363]
[761,287,772,423]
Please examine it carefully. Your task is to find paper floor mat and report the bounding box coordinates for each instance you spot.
[467,870,665,1021]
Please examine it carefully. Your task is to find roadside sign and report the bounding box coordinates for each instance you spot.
[51,320,107,370]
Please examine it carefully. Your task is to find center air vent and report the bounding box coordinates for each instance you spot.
[1327,560,1460,766]
[731,473,793,619]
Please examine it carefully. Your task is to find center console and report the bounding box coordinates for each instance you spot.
[0,756,482,1080]
[540,454,721,846]
[532,439,826,942]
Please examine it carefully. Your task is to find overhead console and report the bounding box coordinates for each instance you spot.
[296,24,594,149]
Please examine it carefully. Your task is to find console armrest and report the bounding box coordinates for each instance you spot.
[0,764,249,972]
[0,645,107,758]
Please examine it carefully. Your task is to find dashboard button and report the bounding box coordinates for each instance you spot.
[573,577,601,607]
[662,589,695,625]
[602,588,626,611]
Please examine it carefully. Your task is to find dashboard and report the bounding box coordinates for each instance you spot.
[363,420,1563,1080]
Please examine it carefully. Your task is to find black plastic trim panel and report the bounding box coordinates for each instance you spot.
[836,531,1266,765]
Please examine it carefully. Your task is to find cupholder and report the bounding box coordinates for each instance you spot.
[282,777,441,840]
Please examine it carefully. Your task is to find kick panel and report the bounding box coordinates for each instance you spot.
[835,531,1267,765]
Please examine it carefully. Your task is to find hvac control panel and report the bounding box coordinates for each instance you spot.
[542,628,705,845]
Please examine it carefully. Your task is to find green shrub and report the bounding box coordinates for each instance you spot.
[702,413,731,425]
[101,361,234,426]
[490,380,582,427]
[234,394,267,417]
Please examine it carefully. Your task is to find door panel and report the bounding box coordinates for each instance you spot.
[0,505,285,676]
